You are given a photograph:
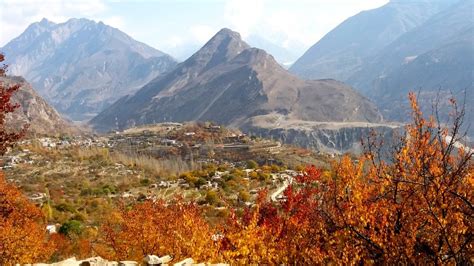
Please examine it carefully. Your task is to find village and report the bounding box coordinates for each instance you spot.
[0,122,324,243]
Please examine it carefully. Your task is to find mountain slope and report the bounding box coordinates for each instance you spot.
[1,18,177,121]
[348,0,474,128]
[1,76,78,135]
[90,28,382,133]
[290,0,457,81]
[350,0,473,92]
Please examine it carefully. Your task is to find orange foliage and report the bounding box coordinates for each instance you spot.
[0,172,53,264]
[216,93,472,264]
[49,233,74,260]
[95,94,471,264]
[0,53,49,265]
[97,199,218,262]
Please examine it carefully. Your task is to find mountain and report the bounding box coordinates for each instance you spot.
[290,0,457,81]
[245,35,300,67]
[1,76,78,135]
[166,34,301,66]
[90,28,382,135]
[1,18,177,121]
[348,0,473,129]
[350,0,473,92]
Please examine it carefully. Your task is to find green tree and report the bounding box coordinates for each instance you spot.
[246,160,258,169]
[59,220,83,238]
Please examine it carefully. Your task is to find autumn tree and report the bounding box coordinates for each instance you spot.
[0,172,54,264]
[96,199,219,262]
[216,170,327,264]
[0,53,27,154]
[95,93,471,264]
[215,93,472,264]
[0,53,51,264]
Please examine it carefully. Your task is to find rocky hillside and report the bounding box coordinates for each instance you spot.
[243,119,401,155]
[290,0,472,136]
[1,76,78,135]
[91,28,382,134]
[1,18,177,121]
[290,0,456,81]
[348,0,473,129]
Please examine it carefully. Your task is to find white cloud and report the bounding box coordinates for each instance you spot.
[0,0,390,58]
[222,0,389,53]
[224,0,264,38]
[0,0,109,46]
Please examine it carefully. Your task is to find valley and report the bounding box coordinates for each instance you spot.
[2,122,329,228]
[0,1,471,264]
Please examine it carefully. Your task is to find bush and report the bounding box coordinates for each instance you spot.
[139,178,151,186]
[238,190,251,202]
[195,177,207,188]
[55,202,76,213]
[205,190,219,205]
[59,220,83,238]
[257,172,270,182]
[246,160,258,169]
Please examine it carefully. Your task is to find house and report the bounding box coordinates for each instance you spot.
[28,192,46,202]
[10,155,22,165]
[285,170,299,176]
[161,139,177,146]
[179,183,190,189]
[121,192,134,198]
[211,175,222,181]
[46,224,59,234]
[39,138,56,148]
[243,169,254,177]
[201,181,219,190]
[207,125,221,132]
[158,181,171,188]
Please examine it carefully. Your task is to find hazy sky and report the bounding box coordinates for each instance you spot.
[0,0,389,57]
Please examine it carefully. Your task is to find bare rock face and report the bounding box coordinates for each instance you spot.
[1,76,78,135]
[1,18,177,121]
[242,118,401,155]
[91,28,383,137]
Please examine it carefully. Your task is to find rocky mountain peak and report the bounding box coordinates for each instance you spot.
[215,28,242,39]
[186,28,250,70]
[91,28,382,133]
[1,18,177,121]
[38,18,55,27]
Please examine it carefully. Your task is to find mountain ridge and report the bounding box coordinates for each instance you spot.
[347,0,473,130]
[289,0,458,81]
[1,18,178,121]
[90,28,382,133]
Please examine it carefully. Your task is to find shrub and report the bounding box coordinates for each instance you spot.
[59,220,83,238]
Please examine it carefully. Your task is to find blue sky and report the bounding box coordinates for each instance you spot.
[0,0,389,58]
